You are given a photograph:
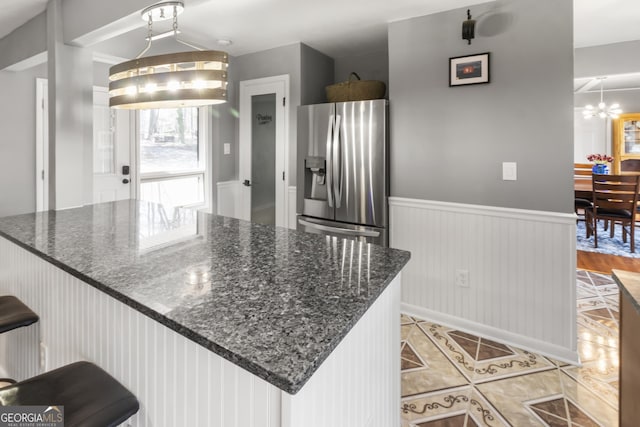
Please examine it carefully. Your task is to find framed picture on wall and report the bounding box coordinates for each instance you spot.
[449,52,490,87]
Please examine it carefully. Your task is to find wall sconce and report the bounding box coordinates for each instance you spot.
[462,9,476,45]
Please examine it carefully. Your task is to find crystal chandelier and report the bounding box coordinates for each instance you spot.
[108,1,228,109]
[583,77,622,119]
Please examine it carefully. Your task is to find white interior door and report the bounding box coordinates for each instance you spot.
[93,87,132,203]
[239,75,289,227]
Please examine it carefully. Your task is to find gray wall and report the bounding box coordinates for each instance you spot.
[93,62,111,88]
[228,43,333,186]
[388,0,574,212]
[0,12,46,71]
[0,59,121,218]
[48,0,94,209]
[0,65,47,217]
[231,44,301,186]
[334,48,389,98]
[301,44,335,105]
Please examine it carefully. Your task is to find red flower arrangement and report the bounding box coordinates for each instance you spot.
[587,153,613,164]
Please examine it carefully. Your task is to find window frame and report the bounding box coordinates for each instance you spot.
[137,107,210,210]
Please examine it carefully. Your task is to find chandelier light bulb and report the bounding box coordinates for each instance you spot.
[582,77,623,120]
[167,80,180,91]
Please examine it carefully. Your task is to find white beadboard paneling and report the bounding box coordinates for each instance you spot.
[0,237,280,427]
[217,182,297,230]
[282,275,401,427]
[0,237,403,426]
[217,180,241,218]
[288,186,297,229]
[389,197,578,363]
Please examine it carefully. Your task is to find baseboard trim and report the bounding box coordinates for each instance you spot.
[402,302,580,366]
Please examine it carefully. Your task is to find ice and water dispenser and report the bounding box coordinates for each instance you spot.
[302,156,330,218]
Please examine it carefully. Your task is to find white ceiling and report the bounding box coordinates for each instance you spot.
[574,0,640,49]
[3,0,640,56]
[0,0,48,39]
[2,0,640,70]
[91,0,492,59]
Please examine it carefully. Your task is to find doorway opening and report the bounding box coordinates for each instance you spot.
[36,80,133,211]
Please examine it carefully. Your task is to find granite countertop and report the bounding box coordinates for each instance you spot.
[613,269,640,314]
[0,200,410,394]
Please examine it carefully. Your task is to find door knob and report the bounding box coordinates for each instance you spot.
[122,179,130,184]
[243,179,251,187]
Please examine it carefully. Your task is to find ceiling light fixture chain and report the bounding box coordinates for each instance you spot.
[173,4,179,36]
[137,12,154,59]
[108,1,229,110]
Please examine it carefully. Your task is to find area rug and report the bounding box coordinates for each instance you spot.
[576,220,640,258]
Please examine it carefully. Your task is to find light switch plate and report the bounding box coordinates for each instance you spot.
[502,162,517,181]
[223,143,231,155]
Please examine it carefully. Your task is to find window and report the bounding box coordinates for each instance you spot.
[138,107,208,209]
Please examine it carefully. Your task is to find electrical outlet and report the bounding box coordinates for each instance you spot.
[39,342,48,372]
[223,143,231,155]
[455,269,470,287]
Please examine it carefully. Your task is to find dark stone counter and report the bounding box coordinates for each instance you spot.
[0,200,410,394]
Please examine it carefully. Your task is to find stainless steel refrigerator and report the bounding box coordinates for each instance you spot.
[296,99,389,246]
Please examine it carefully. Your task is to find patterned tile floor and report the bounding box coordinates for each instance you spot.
[401,270,619,427]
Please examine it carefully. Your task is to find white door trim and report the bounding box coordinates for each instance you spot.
[36,78,48,212]
[93,86,133,203]
[239,74,290,227]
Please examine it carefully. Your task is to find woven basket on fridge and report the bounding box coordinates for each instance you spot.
[325,72,386,102]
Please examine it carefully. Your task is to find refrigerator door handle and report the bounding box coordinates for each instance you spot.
[326,114,335,207]
[333,114,342,208]
[298,219,380,237]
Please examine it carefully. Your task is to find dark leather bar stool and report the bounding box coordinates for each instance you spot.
[0,361,140,427]
[0,295,39,334]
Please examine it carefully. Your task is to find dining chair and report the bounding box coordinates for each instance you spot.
[585,174,640,253]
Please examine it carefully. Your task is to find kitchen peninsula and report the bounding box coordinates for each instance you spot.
[0,200,409,427]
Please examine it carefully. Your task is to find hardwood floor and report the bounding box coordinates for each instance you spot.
[577,249,640,273]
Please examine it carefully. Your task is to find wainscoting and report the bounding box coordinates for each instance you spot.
[287,186,297,229]
[0,236,399,427]
[216,180,242,219]
[389,197,578,363]
[216,181,297,230]
[0,237,280,427]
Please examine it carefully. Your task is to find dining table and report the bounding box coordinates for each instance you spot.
[574,178,592,200]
